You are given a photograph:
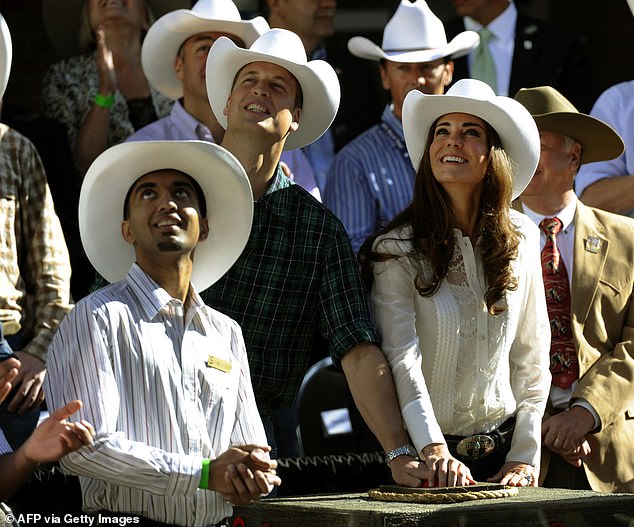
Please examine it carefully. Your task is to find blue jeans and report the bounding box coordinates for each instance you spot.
[0,326,40,449]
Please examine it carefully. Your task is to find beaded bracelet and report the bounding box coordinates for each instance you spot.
[199,458,211,489]
[94,92,115,108]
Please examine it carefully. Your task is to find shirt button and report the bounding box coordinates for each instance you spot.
[479,368,485,373]
[480,399,485,405]
[479,335,485,341]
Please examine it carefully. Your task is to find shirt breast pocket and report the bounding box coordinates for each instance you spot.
[199,358,239,413]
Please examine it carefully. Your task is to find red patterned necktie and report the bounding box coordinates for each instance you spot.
[539,217,579,388]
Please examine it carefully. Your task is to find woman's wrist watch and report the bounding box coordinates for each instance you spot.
[385,444,419,465]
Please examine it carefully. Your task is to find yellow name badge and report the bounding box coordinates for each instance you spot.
[207,355,232,373]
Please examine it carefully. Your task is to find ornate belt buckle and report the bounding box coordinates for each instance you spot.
[456,434,496,460]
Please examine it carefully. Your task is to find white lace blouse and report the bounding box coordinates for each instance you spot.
[372,210,551,467]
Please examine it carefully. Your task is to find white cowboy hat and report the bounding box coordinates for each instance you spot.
[79,140,253,291]
[402,78,540,200]
[41,0,190,57]
[142,0,269,99]
[206,28,340,150]
[0,13,11,100]
[348,0,479,64]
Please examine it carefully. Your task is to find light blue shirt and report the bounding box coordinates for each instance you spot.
[575,80,634,218]
[127,101,321,200]
[323,106,415,253]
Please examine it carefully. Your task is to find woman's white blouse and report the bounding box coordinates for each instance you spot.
[372,210,551,466]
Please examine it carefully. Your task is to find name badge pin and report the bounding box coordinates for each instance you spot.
[585,236,602,254]
[207,355,232,373]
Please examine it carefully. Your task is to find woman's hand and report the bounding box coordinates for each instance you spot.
[489,461,537,486]
[419,443,476,487]
[95,26,117,95]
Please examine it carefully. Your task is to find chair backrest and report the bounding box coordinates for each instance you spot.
[295,357,382,457]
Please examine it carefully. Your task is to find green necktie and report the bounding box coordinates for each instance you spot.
[471,27,497,93]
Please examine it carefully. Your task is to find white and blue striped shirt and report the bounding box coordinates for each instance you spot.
[45,263,266,527]
[323,106,415,253]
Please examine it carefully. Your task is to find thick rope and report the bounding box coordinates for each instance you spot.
[368,486,519,503]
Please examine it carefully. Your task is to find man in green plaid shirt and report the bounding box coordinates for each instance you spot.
[203,28,431,487]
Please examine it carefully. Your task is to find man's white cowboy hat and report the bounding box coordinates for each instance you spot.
[402,78,540,200]
[42,0,190,57]
[0,13,12,100]
[79,140,253,291]
[142,0,269,99]
[206,28,340,150]
[348,0,479,64]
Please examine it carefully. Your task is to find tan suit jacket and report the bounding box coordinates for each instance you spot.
[515,200,634,491]
[563,202,634,492]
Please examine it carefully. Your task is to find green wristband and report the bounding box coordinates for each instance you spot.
[199,458,211,489]
[94,92,115,108]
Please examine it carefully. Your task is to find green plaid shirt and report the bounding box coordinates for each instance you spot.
[201,168,379,414]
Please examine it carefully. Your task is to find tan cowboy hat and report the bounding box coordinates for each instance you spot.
[348,0,479,64]
[0,13,11,100]
[402,78,540,200]
[514,86,624,165]
[42,0,190,57]
[79,140,253,291]
[206,28,340,150]
[142,0,269,99]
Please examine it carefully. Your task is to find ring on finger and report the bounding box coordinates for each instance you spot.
[553,437,562,447]
[522,474,533,485]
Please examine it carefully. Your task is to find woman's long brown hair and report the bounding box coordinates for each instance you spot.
[359,117,520,315]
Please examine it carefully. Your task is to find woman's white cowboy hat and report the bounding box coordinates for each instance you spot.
[79,140,253,291]
[0,13,12,100]
[142,0,269,99]
[402,78,540,200]
[42,0,190,57]
[206,28,340,151]
[514,86,624,165]
[348,0,479,64]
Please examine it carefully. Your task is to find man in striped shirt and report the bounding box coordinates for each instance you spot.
[45,141,280,527]
[324,0,479,253]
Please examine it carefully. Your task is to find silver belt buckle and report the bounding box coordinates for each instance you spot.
[456,434,496,460]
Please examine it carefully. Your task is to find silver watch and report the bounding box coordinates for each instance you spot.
[385,444,418,464]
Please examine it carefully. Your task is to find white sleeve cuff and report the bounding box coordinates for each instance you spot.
[402,398,445,454]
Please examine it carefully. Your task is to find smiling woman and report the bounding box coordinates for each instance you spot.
[359,78,551,489]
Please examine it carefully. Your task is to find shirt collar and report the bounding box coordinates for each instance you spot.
[126,262,201,320]
[383,104,404,137]
[464,0,516,42]
[171,100,214,142]
[261,164,294,199]
[521,197,577,232]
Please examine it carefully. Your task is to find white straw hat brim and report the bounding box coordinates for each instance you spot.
[348,30,479,64]
[402,79,540,200]
[142,9,269,99]
[79,140,253,291]
[0,14,11,99]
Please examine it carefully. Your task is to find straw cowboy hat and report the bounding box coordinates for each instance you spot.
[206,28,340,151]
[142,0,269,99]
[514,86,624,165]
[402,78,540,200]
[42,0,190,57]
[79,140,253,291]
[0,12,11,100]
[348,0,479,64]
